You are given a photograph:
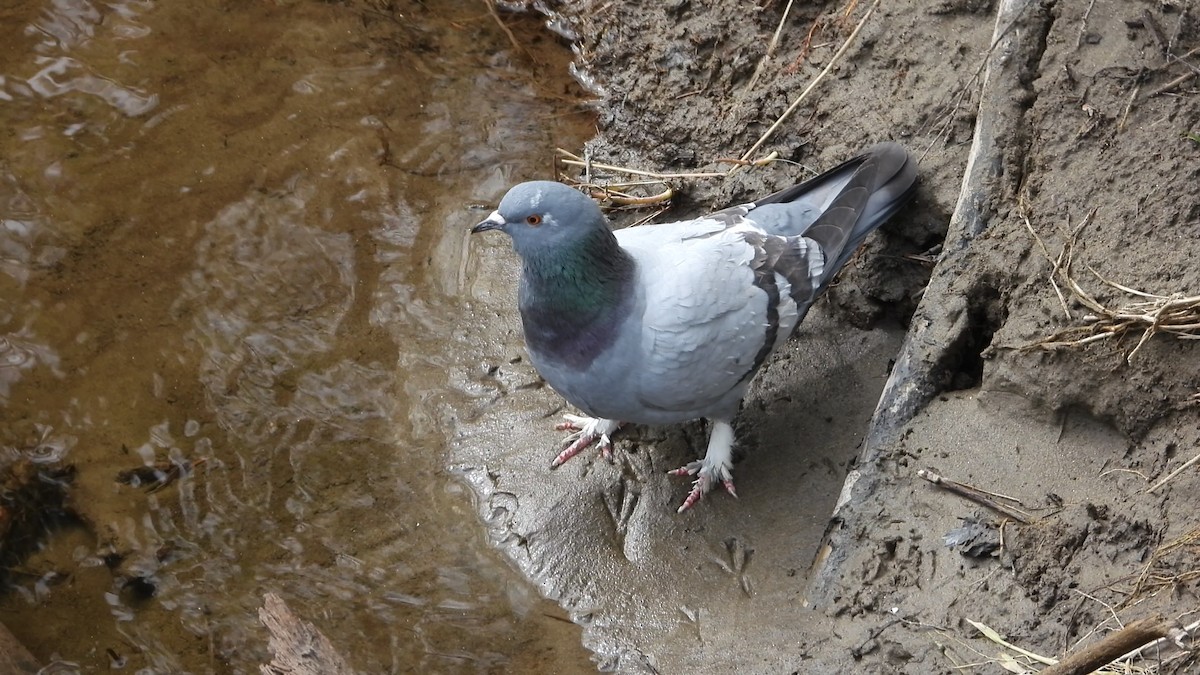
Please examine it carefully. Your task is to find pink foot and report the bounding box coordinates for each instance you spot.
[669,461,738,513]
[550,415,622,468]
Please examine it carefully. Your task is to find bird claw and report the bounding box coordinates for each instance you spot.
[722,479,737,499]
[554,417,583,432]
[669,460,737,512]
[550,415,621,468]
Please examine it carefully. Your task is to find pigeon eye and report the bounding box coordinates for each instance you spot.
[525,214,543,226]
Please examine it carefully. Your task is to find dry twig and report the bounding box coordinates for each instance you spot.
[1038,615,1183,675]
[917,468,1032,523]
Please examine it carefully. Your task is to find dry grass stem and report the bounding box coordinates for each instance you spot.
[581,184,674,207]
[628,207,672,228]
[1117,83,1141,132]
[714,151,785,168]
[553,148,794,216]
[967,619,1058,666]
[555,150,727,180]
[550,0,874,205]
[739,0,881,163]
[1098,467,1150,481]
[1022,215,1071,319]
[743,0,796,94]
[1123,527,1200,609]
[1022,211,1200,362]
[1146,450,1200,494]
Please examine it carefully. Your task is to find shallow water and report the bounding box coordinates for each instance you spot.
[0,0,595,671]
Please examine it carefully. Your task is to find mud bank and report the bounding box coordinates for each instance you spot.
[460,0,1200,672]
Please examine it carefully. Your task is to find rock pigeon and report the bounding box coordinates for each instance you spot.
[471,142,917,511]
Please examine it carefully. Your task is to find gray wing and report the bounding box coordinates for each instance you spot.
[615,220,816,417]
[605,142,916,416]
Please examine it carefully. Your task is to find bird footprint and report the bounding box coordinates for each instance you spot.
[716,536,754,597]
[601,475,640,540]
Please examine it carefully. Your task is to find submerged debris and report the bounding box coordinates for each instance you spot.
[0,458,80,578]
[116,457,207,493]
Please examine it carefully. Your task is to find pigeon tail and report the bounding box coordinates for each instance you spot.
[796,143,917,286]
[748,142,916,286]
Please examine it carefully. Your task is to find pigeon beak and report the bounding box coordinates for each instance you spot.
[471,211,506,234]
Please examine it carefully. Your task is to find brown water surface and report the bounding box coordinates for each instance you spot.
[0,0,594,671]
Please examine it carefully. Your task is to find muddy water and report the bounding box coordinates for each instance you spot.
[0,0,595,671]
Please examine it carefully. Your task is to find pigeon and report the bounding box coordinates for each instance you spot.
[471,142,917,512]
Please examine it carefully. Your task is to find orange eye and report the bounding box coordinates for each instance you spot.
[525,214,542,226]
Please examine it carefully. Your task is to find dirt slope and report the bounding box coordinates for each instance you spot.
[461,0,1200,671]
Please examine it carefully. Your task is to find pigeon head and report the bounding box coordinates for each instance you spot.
[471,181,609,258]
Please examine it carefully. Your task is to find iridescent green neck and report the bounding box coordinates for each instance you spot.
[518,229,635,367]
